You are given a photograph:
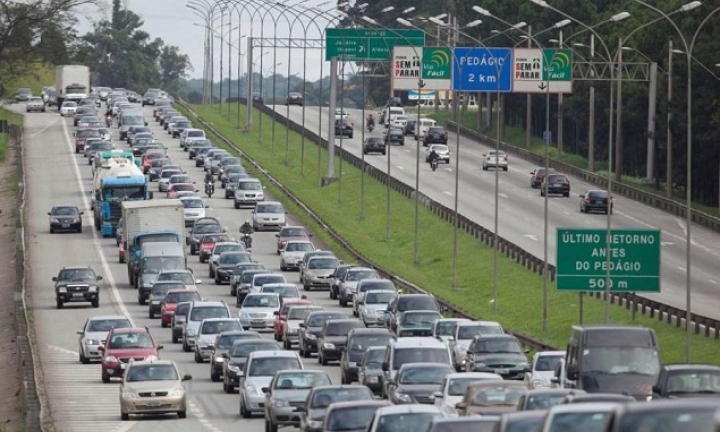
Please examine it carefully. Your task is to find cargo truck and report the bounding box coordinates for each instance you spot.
[91,160,151,237]
[120,201,186,287]
[55,65,90,107]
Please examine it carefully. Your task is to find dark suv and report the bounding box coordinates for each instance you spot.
[53,266,103,309]
[385,127,405,146]
[423,127,448,146]
[541,174,570,197]
[316,319,365,365]
[386,293,440,334]
[335,119,354,139]
[363,137,386,155]
[579,190,613,214]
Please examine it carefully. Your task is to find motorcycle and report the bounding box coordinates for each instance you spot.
[204,181,214,198]
[105,116,112,127]
[367,122,374,132]
[430,158,439,171]
[240,233,253,250]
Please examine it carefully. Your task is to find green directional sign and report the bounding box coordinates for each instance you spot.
[421,47,452,80]
[542,49,572,81]
[556,228,661,292]
[326,28,425,61]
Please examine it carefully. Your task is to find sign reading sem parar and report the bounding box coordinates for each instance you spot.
[392,46,422,91]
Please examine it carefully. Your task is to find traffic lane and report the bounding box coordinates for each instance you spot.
[278,105,718,315]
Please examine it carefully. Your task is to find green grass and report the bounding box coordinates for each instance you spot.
[425,109,720,217]
[1,62,55,98]
[0,108,22,162]
[178,102,720,364]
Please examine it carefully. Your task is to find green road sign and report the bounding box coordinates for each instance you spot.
[542,49,572,81]
[326,28,425,61]
[556,228,661,292]
[421,47,452,80]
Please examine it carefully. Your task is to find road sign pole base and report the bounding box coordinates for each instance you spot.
[321,176,337,187]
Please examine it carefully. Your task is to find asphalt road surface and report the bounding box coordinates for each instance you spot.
[268,104,720,319]
[17,103,350,432]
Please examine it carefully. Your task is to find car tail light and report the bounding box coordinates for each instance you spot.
[504,156,508,161]
[584,197,591,203]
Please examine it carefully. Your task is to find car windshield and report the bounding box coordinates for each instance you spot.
[91,143,113,150]
[325,321,363,336]
[256,204,284,213]
[398,297,438,312]
[234,265,263,275]
[666,370,720,394]
[285,242,314,252]
[547,412,612,432]
[280,228,306,237]
[170,175,191,183]
[471,338,523,354]
[248,357,301,377]
[126,364,178,382]
[458,325,503,339]
[401,312,442,326]
[346,270,376,281]
[151,283,183,296]
[190,306,230,321]
[243,295,280,308]
[77,129,101,138]
[220,253,249,265]
[165,291,201,303]
[399,366,453,385]
[188,131,204,137]
[488,151,506,157]
[524,394,568,410]
[108,332,153,349]
[349,334,391,352]
[201,320,241,334]
[364,349,385,365]
[359,281,394,293]
[230,341,279,357]
[176,303,190,316]
[326,406,378,432]
[51,207,80,216]
[616,409,715,432]
[393,348,450,369]
[58,268,96,281]
[215,245,240,254]
[87,318,131,332]
[274,372,331,390]
[447,377,493,396]
[201,235,227,243]
[157,272,194,284]
[182,199,204,209]
[141,257,184,274]
[309,258,339,269]
[254,275,285,286]
[365,292,396,304]
[311,388,372,408]
[588,191,609,199]
[216,334,254,349]
[376,413,439,432]
[194,224,222,234]
[582,347,660,376]
[172,184,195,192]
[535,355,564,372]
[262,285,296,296]
[307,313,345,327]
[287,307,318,320]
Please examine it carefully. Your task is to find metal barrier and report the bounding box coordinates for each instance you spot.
[445,121,720,233]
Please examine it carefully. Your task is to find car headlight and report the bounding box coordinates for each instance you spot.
[517,362,529,369]
[214,356,225,363]
[308,420,323,429]
[240,312,250,319]
[104,356,119,363]
[394,391,412,403]
[473,362,486,368]
[228,364,241,373]
[271,398,290,407]
[286,328,298,334]
[531,379,547,389]
[305,333,316,340]
[305,271,315,278]
[88,286,98,292]
[50,218,61,223]
[122,388,138,398]
[151,300,160,304]
[168,388,185,397]
[323,343,335,350]
[186,328,197,337]
[84,339,99,345]
[363,308,377,316]
[646,395,653,402]
[367,376,379,383]
[58,287,67,293]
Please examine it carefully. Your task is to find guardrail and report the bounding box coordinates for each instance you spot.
[176,99,720,348]
[445,121,720,233]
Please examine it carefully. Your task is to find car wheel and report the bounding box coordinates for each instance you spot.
[382,151,386,155]
[564,193,569,198]
[234,202,240,209]
[50,227,54,234]
[102,370,110,383]
[339,297,347,307]
[580,205,585,213]
[503,166,509,171]
[92,298,99,308]
[194,350,203,363]
[121,412,129,421]
[240,397,251,418]
[182,340,190,352]
[209,267,214,278]
[138,296,146,306]
[80,352,90,365]
[177,410,187,419]
[172,333,178,343]
[161,319,168,328]
[56,300,63,309]
[303,284,310,291]
[210,371,220,382]
[283,338,290,350]
[215,275,221,285]
[317,352,323,364]
[149,310,155,319]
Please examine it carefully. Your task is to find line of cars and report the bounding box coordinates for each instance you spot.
[529,166,613,213]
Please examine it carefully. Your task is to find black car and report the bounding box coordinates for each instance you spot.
[387,363,455,405]
[298,385,376,432]
[339,328,393,384]
[580,190,613,214]
[172,120,193,138]
[222,338,280,393]
[363,137,386,155]
[316,319,365,365]
[404,119,416,136]
[53,266,102,309]
[385,127,405,146]
[541,173,571,197]
[48,205,83,233]
[286,92,304,106]
[214,251,253,285]
[298,311,347,358]
[188,140,213,159]
[335,119,353,139]
[187,217,224,254]
[251,93,264,104]
[423,126,448,146]
[210,330,262,382]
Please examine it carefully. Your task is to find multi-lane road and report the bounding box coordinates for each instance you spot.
[267,104,720,319]
[17,103,352,432]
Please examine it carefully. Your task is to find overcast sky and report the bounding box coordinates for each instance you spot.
[75,0,348,83]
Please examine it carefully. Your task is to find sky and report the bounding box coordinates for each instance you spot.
[73,0,349,83]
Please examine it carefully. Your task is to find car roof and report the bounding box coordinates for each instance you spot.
[445,372,502,380]
[547,402,622,414]
[391,337,446,348]
[128,359,174,367]
[326,400,391,411]
[662,363,720,371]
[60,265,94,271]
[158,269,193,275]
[109,327,150,335]
[398,362,454,371]
[201,317,238,323]
[349,328,392,335]
[152,280,186,285]
[457,321,502,327]
[249,350,300,359]
[375,404,443,415]
[166,289,198,294]
[190,301,227,308]
[88,315,129,321]
[214,241,241,247]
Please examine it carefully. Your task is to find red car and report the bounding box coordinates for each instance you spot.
[160,289,203,328]
[273,298,313,341]
[141,150,165,173]
[198,233,231,263]
[167,183,197,199]
[74,128,101,153]
[98,327,162,383]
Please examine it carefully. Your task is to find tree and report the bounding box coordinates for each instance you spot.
[159,45,192,95]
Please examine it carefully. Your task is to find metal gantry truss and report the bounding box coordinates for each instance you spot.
[573,61,652,82]
[250,37,324,50]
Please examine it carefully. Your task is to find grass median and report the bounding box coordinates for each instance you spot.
[0,109,23,162]
[177,102,718,364]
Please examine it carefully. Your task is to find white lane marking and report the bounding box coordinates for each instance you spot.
[678,266,686,271]
[397,166,404,170]
[710,280,718,285]
[443,191,453,196]
[661,242,673,246]
[676,218,688,236]
[498,193,508,199]
[523,234,538,241]
[60,119,134,327]
[29,116,61,138]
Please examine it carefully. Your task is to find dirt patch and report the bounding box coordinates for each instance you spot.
[0,138,22,431]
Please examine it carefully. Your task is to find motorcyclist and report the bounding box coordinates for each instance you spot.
[429,148,439,165]
[105,113,112,126]
[366,113,375,129]
[239,220,254,235]
[204,170,214,183]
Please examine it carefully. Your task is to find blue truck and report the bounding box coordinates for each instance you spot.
[92,161,152,237]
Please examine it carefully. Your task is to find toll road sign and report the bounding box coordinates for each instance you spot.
[513,48,573,93]
[451,47,512,92]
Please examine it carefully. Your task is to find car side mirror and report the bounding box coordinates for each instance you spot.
[448,336,454,342]
[455,402,467,410]
[182,374,192,381]
[52,276,58,282]
[652,385,661,395]
[566,365,578,381]
[273,311,279,315]
[275,234,279,237]
[76,330,84,335]
[550,376,559,384]
[47,212,51,216]
[433,391,442,399]
[301,295,307,299]
[294,406,306,413]
[220,353,229,358]
[157,345,164,350]
[524,349,531,354]
[97,346,105,352]
[96,275,103,281]
[381,362,389,372]
[579,194,584,198]
[298,323,306,328]
[262,387,271,394]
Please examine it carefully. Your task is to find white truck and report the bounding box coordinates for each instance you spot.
[55,65,90,107]
[120,201,186,286]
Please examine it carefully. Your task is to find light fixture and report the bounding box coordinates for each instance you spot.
[381,6,394,13]
[358,3,369,9]
[555,19,571,28]
[548,38,559,43]
[472,6,491,16]
[397,17,412,27]
[528,0,549,7]
[466,19,482,28]
[433,13,448,20]
[680,1,702,12]
[429,17,446,26]
[671,49,685,54]
[402,7,416,14]
[513,21,528,29]
[611,11,631,21]
[361,16,376,25]
[573,43,586,47]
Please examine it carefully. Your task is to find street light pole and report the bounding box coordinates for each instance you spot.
[666,40,674,199]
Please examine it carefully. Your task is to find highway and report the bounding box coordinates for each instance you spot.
[267,104,720,319]
[17,103,351,432]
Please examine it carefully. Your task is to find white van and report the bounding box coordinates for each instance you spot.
[415,118,438,140]
[381,107,406,126]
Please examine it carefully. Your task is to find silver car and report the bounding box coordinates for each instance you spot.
[338,267,379,308]
[77,315,131,363]
[193,318,242,363]
[482,150,509,171]
[158,169,182,191]
[179,196,208,227]
[240,350,303,418]
[302,256,341,291]
[252,201,286,231]
[279,241,315,271]
[238,293,281,330]
[264,370,332,431]
[26,97,45,112]
[233,178,265,208]
[359,291,397,327]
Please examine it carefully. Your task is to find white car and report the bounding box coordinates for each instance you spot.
[252,201,287,231]
[60,101,77,116]
[193,318,243,363]
[426,144,451,164]
[525,351,565,389]
[335,108,350,121]
[158,169,182,191]
[391,115,410,129]
[180,128,206,147]
[279,240,315,271]
[482,150,509,171]
[359,290,396,327]
[77,315,132,363]
[179,196,208,227]
[433,372,502,416]
[250,273,287,293]
[238,293,281,330]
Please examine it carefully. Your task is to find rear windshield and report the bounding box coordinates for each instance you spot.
[393,347,450,369]
[190,306,230,321]
[397,296,438,312]
[588,191,609,199]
